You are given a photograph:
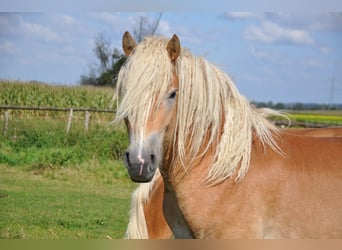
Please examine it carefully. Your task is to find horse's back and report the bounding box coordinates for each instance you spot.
[285,127,342,137]
[249,133,342,238]
[278,131,342,167]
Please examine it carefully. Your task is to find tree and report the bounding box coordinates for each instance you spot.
[274,102,285,110]
[133,13,162,42]
[80,13,163,87]
[80,33,115,87]
[112,48,126,84]
[93,33,111,74]
[80,33,126,87]
[293,102,305,110]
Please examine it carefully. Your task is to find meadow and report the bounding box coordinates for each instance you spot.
[0,114,137,239]
[0,80,138,239]
[269,110,342,127]
[0,80,341,239]
[287,111,342,126]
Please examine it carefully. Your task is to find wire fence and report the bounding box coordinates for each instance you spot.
[0,105,115,135]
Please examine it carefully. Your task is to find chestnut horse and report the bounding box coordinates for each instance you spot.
[125,127,342,239]
[116,32,342,238]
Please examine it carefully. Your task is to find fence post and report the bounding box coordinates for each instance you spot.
[84,111,90,132]
[66,108,73,134]
[3,110,9,135]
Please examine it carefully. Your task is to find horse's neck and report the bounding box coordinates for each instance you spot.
[159,145,216,239]
[162,178,195,239]
[161,122,218,184]
[160,134,210,238]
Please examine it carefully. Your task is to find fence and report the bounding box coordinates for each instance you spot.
[1,105,341,135]
[0,105,115,135]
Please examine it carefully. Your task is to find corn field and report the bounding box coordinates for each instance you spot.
[0,80,117,121]
[0,80,114,110]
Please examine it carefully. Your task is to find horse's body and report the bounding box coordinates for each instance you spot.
[116,32,342,239]
[162,132,341,238]
[286,127,342,137]
[126,127,342,239]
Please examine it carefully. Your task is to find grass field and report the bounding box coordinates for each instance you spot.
[287,111,342,126]
[0,81,138,239]
[0,162,136,239]
[271,110,342,127]
[0,114,137,239]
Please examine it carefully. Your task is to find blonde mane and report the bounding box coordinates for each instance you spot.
[115,35,282,184]
[124,169,161,239]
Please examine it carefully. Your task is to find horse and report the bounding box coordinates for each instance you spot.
[115,31,342,238]
[125,127,342,239]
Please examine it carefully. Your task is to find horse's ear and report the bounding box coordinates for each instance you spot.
[166,34,181,62]
[122,31,137,57]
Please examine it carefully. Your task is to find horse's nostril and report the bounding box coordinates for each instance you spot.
[150,154,155,163]
[125,152,130,163]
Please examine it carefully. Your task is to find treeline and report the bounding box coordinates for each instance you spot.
[252,101,342,111]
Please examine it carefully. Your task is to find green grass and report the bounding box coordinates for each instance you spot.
[0,115,137,239]
[0,115,127,168]
[271,110,342,126]
[288,112,342,125]
[0,81,138,239]
[0,162,137,239]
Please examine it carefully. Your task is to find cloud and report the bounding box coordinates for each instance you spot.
[222,12,257,20]
[244,21,315,45]
[263,12,342,32]
[311,13,342,32]
[319,45,332,54]
[90,12,126,26]
[89,12,134,35]
[22,19,61,42]
[0,14,20,36]
[0,40,16,54]
[249,47,277,61]
[0,13,62,43]
[222,12,342,33]
[49,14,88,36]
[156,20,172,36]
[301,59,322,68]
[59,15,77,25]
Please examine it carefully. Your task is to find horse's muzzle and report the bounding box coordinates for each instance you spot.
[124,151,157,183]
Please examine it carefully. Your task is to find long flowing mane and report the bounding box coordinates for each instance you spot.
[124,170,161,239]
[115,36,282,184]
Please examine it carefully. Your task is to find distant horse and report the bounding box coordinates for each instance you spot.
[125,127,342,239]
[116,31,342,239]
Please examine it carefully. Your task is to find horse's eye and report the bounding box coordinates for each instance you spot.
[168,89,178,100]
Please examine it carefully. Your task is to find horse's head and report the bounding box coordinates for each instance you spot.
[117,31,181,183]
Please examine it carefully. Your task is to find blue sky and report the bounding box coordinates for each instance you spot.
[0,11,342,104]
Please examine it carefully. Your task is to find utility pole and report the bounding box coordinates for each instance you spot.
[328,75,335,107]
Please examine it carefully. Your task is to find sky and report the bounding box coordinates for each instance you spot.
[0,5,342,104]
